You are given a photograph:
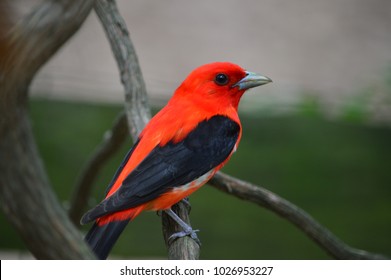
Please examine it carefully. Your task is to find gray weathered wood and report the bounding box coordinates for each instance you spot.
[0,0,95,259]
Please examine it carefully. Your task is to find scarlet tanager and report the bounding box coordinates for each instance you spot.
[81,62,272,259]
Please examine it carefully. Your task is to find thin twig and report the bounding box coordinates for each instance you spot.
[209,172,387,259]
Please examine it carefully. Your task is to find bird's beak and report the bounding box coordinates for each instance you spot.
[233,71,272,90]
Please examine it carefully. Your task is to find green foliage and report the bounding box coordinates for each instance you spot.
[1,98,390,259]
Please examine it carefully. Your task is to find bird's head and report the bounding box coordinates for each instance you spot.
[174,62,272,110]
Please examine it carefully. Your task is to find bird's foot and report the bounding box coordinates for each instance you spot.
[164,208,201,246]
[168,228,201,246]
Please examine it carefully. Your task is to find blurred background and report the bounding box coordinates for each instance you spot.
[1,0,391,259]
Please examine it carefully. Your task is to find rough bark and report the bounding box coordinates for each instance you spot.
[0,0,95,259]
[94,0,151,141]
[162,202,200,260]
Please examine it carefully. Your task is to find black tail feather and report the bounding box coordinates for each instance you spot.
[85,220,130,260]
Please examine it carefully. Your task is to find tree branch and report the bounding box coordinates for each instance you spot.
[68,111,128,226]
[94,0,150,140]
[0,0,95,259]
[209,172,387,260]
[93,0,199,259]
[162,201,201,260]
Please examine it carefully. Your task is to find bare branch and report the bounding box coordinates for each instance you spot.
[93,0,199,259]
[0,0,95,259]
[209,172,387,260]
[94,0,151,140]
[68,112,128,226]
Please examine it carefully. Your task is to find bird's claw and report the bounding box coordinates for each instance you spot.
[168,229,201,246]
[164,208,201,246]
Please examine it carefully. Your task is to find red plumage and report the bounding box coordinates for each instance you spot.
[81,62,271,259]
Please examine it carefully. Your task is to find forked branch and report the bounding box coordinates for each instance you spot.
[71,0,387,260]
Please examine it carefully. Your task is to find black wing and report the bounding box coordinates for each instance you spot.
[104,139,140,197]
[81,115,240,224]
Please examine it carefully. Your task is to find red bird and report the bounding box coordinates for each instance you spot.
[81,62,271,259]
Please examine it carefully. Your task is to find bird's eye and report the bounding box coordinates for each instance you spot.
[214,73,229,86]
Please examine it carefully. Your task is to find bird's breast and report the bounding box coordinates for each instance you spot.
[146,170,215,211]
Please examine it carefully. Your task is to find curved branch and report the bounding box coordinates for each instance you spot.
[94,0,151,140]
[68,112,128,225]
[209,172,387,260]
[0,0,95,259]
[93,0,199,259]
